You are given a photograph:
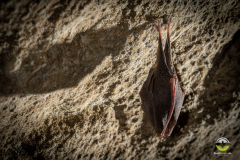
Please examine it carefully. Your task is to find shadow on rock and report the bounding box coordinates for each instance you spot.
[194,29,240,125]
[0,19,153,96]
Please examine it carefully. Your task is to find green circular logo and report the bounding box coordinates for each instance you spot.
[216,145,230,151]
[215,137,230,152]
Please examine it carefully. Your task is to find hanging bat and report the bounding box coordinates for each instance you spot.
[139,18,185,138]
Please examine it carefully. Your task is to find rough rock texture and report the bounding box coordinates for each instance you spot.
[0,0,240,159]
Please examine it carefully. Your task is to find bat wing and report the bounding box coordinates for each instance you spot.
[139,68,158,130]
[165,82,185,136]
[155,77,176,137]
[140,69,184,137]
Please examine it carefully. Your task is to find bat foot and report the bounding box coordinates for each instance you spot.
[167,17,174,24]
[155,18,163,27]
[158,18,163,24]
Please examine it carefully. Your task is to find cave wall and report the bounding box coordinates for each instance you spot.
[0,0,240,159]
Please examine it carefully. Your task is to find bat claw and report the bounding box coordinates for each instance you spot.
[155,18,163,27]
[158,18,163,25]
[167,17,174,24]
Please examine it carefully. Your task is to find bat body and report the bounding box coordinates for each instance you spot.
[139,18,185,138]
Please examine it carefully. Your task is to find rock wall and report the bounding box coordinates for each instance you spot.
[0,0,240,159]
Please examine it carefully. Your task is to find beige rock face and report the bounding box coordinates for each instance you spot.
[0,0,240,159]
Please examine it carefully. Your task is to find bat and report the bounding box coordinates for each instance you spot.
[139,18,185,138]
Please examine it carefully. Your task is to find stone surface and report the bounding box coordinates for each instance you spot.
[0,0,240,159]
